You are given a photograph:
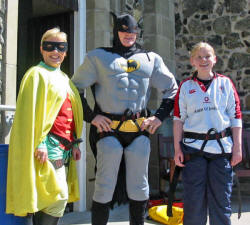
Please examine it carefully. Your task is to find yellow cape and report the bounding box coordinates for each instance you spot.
[6,62,83,216]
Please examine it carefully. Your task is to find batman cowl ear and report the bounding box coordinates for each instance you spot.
[110,12,117,23]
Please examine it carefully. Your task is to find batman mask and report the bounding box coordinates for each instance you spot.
[115,14,138,34]
[110,13,141,58]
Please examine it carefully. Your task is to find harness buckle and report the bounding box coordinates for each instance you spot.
[49,159,65,169]
[215,133,220,139]
[124,108,133,117]
[121,115,126,121]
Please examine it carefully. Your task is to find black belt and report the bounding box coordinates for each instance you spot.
[48,132,83,150]
[183,127,231,140]
[100,108,148,121]
[184,127,232,153]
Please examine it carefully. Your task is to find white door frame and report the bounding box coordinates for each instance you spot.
[73,0,86,212]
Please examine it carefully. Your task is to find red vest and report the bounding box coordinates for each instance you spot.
[50,94,75,149]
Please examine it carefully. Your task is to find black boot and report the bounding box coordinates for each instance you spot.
[32,211,60,225]
[25,214,33,225]
[91,200,110,225]
[129,199,148,225]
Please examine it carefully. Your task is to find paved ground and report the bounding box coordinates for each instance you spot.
[60,196,250,225]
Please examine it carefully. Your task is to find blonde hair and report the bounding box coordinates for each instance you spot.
[40,27,67,45]
[190,42,215,58]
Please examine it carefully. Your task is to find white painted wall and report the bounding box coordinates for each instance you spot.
[3,0,19,143]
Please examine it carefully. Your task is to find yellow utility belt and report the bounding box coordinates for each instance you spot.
[110,117,146,132]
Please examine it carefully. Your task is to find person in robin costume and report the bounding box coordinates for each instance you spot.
[72,13,178,225]
[6,28,83,225]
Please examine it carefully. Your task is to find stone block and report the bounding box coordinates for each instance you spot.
[86,11,95,32]
[224,33,244,49]
[228,53,250,70]
[183,0,215,17]
[143,14,157,34]
[86,9,111,50]
[87,30,110,51]
[213,16,231,35]
[144,35,173,59]
[87,10,110,32]
[207,35,223,48]
[110,0,121,14]
[86,0,94,10]
[94,11,110,31]
[169,0,175,19]
[0,0,4,13]
[245,95,250,110]
[188,19,206,36]
[162,17,175,41]
[86,0,110,11]
[175,13,182,35]
[225,0,247,14]
[96,30,110,47]
[169,39,175,59]
[242,76,250,90]
[86,31,95,51]
[144,0,171,17]
[158,40,171,59]
[235,16,250,31]
[144,0,156,13]
[145,15,174,38]
[156,0,170,17]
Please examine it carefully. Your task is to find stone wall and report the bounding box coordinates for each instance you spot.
[175,0,250,122]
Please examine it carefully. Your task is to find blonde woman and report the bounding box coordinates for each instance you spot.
[6,28,83,225]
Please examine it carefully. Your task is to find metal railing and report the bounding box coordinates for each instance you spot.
[1,104,250,114]
[1,105,250,113]
[0,104,16,111]
[0,105,16,126]
[242,111,250,115]
[0,105,249,125]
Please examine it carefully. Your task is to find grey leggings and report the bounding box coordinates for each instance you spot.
[93,135,151,203]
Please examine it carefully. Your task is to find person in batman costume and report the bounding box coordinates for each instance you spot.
[72,13,178,225]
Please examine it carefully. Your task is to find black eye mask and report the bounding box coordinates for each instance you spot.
[42,41,68,52]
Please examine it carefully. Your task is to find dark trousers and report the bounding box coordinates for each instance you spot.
[182,147,233,225]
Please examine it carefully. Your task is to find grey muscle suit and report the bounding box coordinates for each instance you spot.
[72,48,177,199]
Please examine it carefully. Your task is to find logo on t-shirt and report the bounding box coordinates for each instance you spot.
[204,96,210,103]
[189,89,196,94]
